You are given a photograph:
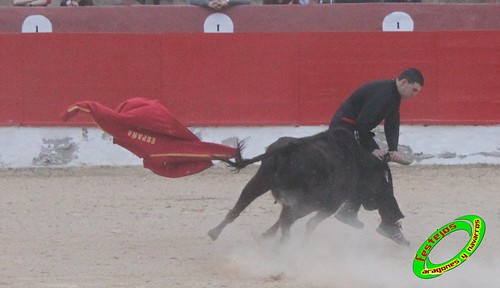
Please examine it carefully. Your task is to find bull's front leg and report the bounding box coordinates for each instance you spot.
[304,210,336,240]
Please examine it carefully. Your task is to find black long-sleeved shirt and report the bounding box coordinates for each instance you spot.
[329,79,401,152]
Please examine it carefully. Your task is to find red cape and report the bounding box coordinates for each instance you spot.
[62,98,238,178]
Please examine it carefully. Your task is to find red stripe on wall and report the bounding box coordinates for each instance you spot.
[0,32,499,127]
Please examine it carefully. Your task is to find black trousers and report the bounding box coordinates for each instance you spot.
[330,124,404,224]
[352,163,404,224]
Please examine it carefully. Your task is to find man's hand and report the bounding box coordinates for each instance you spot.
[389,151,413,165]
[371,149,387,161]
[372,149,412,165]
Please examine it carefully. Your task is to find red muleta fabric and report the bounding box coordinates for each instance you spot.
[62,98,238,178]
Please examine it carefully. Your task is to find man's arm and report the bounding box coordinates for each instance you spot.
[355,90,391,152]
[384,110,400,152]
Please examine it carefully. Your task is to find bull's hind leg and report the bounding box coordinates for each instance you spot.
[262,206,285,238]
[278,205,313,243]
[208,170,271,241]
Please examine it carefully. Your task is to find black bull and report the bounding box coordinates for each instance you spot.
[208,127,385,242]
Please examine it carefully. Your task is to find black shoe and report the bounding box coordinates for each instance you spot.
[335,209,364,229]
[376,222,410,246]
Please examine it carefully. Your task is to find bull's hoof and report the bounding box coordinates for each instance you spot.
[334,212,365,229]
[208,228,220,241]
[279,234,291,244]
[262,230,277,239]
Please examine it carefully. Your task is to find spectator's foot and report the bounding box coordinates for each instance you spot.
[335,208,364,229]
[376,221,410,246]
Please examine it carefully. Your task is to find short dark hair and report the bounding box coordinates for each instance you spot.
[398,68,424,86]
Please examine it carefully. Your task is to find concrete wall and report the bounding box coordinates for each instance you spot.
[1,125,499,168]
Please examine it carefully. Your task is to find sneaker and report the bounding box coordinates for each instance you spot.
[335,209,365,229]
[376,222,410,246]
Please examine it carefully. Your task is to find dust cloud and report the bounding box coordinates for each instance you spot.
[221,210,499,288]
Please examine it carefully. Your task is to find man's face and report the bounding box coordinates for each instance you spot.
[398,79,422,100]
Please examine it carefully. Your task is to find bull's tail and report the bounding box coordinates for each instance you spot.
[221,132,330,172]
[215,139,266,171]
[219,150,268,171]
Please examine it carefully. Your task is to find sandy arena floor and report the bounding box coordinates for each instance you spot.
[0,164,499,288]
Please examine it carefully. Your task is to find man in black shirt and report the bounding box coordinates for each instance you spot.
[330,68,424,246]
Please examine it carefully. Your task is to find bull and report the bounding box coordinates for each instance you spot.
[208,127,382,242]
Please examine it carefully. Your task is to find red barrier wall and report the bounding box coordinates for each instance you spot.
[0,32,499,127]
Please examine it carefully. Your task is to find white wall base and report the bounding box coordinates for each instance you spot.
[1,125,499,168]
